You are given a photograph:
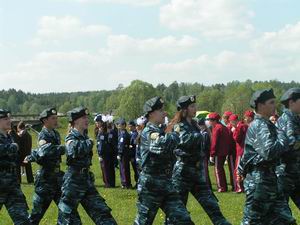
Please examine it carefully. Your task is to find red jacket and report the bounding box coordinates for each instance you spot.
[232,122,248,156]
[210,123,231,157]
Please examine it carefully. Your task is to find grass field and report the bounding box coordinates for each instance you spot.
[1,119,299,225]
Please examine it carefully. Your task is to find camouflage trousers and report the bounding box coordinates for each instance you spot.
[278,162,300,209]
[58,169,117,225]
[170,161,231,225]
[0,172,31,225]
[134,172,194,225]
[29,169,81,225]
[242,169,296,225]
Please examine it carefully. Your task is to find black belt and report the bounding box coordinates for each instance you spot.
[69,166,90,174]
[0,166,17,173]
[179,158,201,168]
[249,164,276,173]
[143,167,172,176]
[40,166,61,173]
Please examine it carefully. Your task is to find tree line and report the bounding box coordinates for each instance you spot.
[0,79,299,120]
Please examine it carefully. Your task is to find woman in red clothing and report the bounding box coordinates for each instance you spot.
[207,112,231,192]
[230,111,254,193]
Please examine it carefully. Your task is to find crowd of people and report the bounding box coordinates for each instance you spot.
[0,87,299,225]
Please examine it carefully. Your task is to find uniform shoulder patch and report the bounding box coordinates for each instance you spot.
[66,140,73,145]
[150,132,159,140]
[38,139,47,146]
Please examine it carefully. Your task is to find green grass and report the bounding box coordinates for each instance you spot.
[1,120,300,224]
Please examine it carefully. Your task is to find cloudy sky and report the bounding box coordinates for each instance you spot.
[0,0,300,93]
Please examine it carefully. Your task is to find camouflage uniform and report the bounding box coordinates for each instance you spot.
[58,127,117,225]
[134,121,194,225]
[170,119,231,225]
[238,114,296,225]
[277,108,300,208]
[0,130,31,225]
[27,127,81,224]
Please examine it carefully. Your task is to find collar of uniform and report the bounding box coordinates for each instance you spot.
[284,109,300,123]
[0,129,7,137]
[147,121,161,131]
[71,128,87,138]
[254,114,274,126]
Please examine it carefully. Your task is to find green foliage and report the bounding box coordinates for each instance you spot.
[0,80,299,119]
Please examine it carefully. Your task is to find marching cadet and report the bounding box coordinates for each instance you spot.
[58,107,117,225]
[134,97,194,225]
[238,89,296,225]
[0,109,31,225]
[166,96,231,225]
[128,120,139,187]
[117,118,132,189]
[207,112,232,192]
[277,88,300,208]
[24,107,81,225]
[96,115,116,188]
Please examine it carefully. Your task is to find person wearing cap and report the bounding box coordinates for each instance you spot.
[221,111,236,192]
[229,114,248,193]
[276,88,300,209]
[128,120,139,187]
[58,107,117,225]
[134,97,194,225]
[96,117,116,188]
[244,110,255,125]
[116,118,132,189]
[207,112,232,192]
[24,107,80,224]
[0,109,31,225]
[222,111,233,126]
[94,114,103,138]
[135,116,147,173]
[165,96,231,225]
[238,89,296,224]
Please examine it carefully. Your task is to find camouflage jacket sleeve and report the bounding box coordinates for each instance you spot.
[253,120,289,162]
[277,113,296,146]
[146,130,180,155]
[177,123,202,150]
[0,139,18,157]
[27,136,64,163]
[65,134,93,159]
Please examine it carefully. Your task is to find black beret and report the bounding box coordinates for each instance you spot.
[128,120,136,126]
[39,107,57,122]
[117,118,126,125]
[143,97,164,116]
[0,109,11,119]
[198,118,206,126]
[67,107,89,123]
[94,114,102,122]
[177,95,196,111]
[250,88,276,109]
[280,88,300,104]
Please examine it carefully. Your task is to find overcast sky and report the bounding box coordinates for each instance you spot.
[0,0,300,93]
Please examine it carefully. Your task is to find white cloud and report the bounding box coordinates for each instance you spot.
[160,0,254,39]
[56,0,161,6]
[154,21,300,83]
[253,21,300,54]
[105,34,199,56]
[30,16,111,46]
